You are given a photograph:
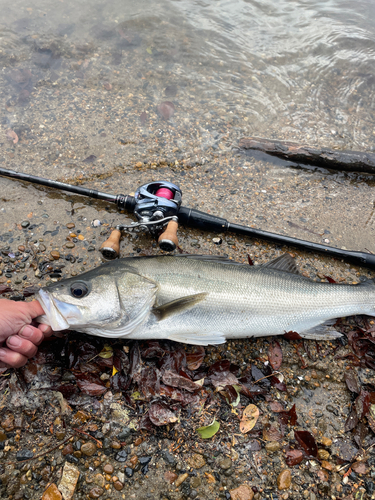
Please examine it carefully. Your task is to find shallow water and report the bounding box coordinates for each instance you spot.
[1,0,375,258]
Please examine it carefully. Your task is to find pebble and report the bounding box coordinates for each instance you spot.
[21,221,30,228]
[111,441,121,449]
[65,242,75,249]
[50,251,60,260]
[277,469,292,490]
[66,223,75,229]
[125,467,133,478]
[188,453,206,469]
[0,430,6,441]
[103,464,114,474]
[62,443,74,456]
[219,457,232,470]
[56,431,66,440]
[175,473,189,487]
[93,474,105,487]
[81,442,97,457]
[18,245,25,252]
[42,483,62,500]
[88,487,104,498]
[115,450,128,462]
[229,484,254,500]
[320,436,332,447]
[16,449,34,461]
[317,449,330,460]
[113,481,124,491]
[190,476,201,488]
[59,462,80,500]
[212,237,222,245]
[265,441,281,452]
[164,471,178,483]
[92,220,101,227]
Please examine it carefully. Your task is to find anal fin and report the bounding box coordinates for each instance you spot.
[298,319,343,340]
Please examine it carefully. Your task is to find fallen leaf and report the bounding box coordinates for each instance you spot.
[295,430,318,457]
[197,418,220,439]
[285,449,304,466]
[268,340,282,370]
[148,402,178,426]
[158,101,175,120]
[352,461,368,474]
[98,345,113,359]
[6,129,18,144]
[240,404,260,433]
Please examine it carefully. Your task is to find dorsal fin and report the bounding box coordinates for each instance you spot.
[261,254,300,274]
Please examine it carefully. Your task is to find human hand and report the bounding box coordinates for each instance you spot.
[0,299,53,369]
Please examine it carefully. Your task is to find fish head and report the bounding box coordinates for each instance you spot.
[37,272,123,331]
[36,264,158,335]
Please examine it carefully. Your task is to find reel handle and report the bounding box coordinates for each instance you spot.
[158,218,179,252]
[100,229,121,260]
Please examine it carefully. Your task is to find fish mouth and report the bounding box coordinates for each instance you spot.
[37,289,83,331]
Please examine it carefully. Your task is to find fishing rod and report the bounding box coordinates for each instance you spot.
[1,166,375,268]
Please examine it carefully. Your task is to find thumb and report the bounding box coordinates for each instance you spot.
[24,299,45,319]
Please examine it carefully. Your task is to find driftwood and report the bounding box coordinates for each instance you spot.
[238,137,375,174]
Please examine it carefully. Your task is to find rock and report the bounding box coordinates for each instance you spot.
[1,414,14,431]
[58,462,80,500]
[18,246,25,252]
[277,469,292,490]
[103,464,114,474]
[230,484,254,500]
[21,221,30,228]
[219,458,232,470]
[66,223,75,229]
[111,441,121,449]
[164,471,178,483]
[205,473,216,484]
[56,431,66,440]
[81,442,97,456]
[50,251,60,260]
[317,449,330,460]
[93,474,105,487]
[114,481,123,491]
[42,483,62,500]
[188,453,206,469]
[139,456,151,465]
[62,444,74,456]
[0,430,6,441]
[175,473,189,487]
[88,487,104,498]
[115,450,127,462]
[162,450,177,465]
[320,436,332,447]
[191,477,201,488]
[65,242,75,249]
[265,441,281,452]
[125,467,133,478]
[16,449,34,461]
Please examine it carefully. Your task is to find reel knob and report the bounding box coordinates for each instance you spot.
[158,218,179,252]
[100,229,121,259]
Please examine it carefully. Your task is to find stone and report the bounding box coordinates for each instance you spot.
[93,474,105,487]
[175,473,189,487]
[320,436,332,447]
[265,441,281,452]
[317,449,330,460]
[50,251,60,260]
[56,431,66,440]
[111,441,121,449]
[125,467,133,478]
[229,484,254,500]
[277,469,292,490]
[1,414,14,431]
[88,487,104,498]
[66,223,75,229]
[219,458,232,470]
[188,453,206,469]
[115,450,127,462]
[114,481,123,491]
[16,449,34,461]
[81,442,97,456]
[164,471,178,483]
[62,444,74,456]
[103,464,114,474]
[42,483,62,500]
[190,477,201,488]
[0,430,6,441]
[58,462,80,500]
[205,473,216,484]
[65,242,75,249]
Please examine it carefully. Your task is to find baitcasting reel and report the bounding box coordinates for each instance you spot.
[100,181,182,259]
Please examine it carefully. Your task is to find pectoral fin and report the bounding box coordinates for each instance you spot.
[153,292,208,321]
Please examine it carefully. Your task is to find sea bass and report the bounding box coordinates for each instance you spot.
[36,254,375,345]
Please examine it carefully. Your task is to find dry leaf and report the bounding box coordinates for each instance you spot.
[240,404,260,433]
[6,129,18,144]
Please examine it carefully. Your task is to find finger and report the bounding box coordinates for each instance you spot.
[0,348,28,369]
[38,324,53,337]
[18,325,44,346]
[6,336,38,358]
[23,300,45,319]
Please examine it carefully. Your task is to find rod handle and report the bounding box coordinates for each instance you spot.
[158,220,179,252]
[100,229,121,259]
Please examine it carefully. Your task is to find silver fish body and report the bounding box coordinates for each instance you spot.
[36,254,375,345]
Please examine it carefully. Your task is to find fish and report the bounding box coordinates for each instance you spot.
[36,253,375,345]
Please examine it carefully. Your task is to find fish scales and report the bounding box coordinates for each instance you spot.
[36,254,375,345]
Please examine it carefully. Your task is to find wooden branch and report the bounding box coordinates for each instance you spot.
[238,137,375,174]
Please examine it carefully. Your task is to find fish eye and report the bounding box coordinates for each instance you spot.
[70,282,89,299]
